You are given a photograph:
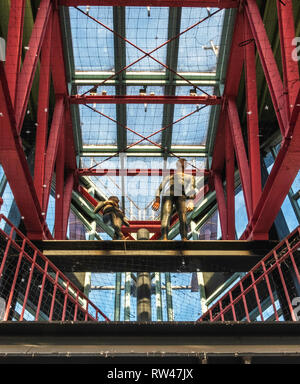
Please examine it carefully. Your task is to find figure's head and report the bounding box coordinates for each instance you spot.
[108,196,119,204]
[176,158,187,171]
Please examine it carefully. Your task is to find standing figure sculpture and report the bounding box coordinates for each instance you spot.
[152,159,196,240]
[94,196,130,240]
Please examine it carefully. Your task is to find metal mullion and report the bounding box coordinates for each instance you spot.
[161,7,182,155]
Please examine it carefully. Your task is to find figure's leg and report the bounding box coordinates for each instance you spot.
[160,197,173,240]
[111,212,125,239]
[175,196,188,240]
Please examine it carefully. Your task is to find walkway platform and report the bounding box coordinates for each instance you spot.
[33,240,277,272]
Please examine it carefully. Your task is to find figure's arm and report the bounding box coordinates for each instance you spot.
[94,201,105,214]
[152,177,167,211]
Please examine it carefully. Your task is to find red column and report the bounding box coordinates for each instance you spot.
[214,172,227,240]
[5,0,26,106]
[42,96,65,215]
[54,118,65,240]
[227,98,252,220]
[225,119,235,240]
[244,16,262,213]
[245,0,288,136]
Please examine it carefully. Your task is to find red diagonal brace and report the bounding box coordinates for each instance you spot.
[0,62,46,239]
[245,0,288,137]
[244,15,262,213]
[42,96,65,215]
[277,0,300,122]
[242,87,300,240]
[34,16,53,206]
[15,0,52,134]
[227,97,252,219]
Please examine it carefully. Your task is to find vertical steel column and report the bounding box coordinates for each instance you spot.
[225,118,235,239]
[165,272,174,321]
[54,115,65,240]
[136,228,151,322]
[214,172,227,239]
[114,272,122,321]
[124,272,131,321]
[5,0,26,106]
[154,272,163,321]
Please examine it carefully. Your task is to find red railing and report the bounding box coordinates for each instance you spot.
[199,226,300,322]
[0,214,110,322]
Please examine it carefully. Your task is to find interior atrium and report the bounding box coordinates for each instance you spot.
[0,0,299,365]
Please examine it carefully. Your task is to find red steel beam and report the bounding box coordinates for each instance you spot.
[42,96,65,215]
[5,0,26,106]
[15,0,52,134]
[59,0,239,7]
[227,97,253,219]
[78,168,209,177]
[245,0,288,137]
[277,0,300,122]
[211,10,244,173]
[244,16,262,213]
[214,172,227,239]
[54,122,65,240]
[0,62,47,239]
[63,171,75,236]
[70,95,222,105]
[225,120,235,240]
[242,88,300,240]
[34,17,53,206]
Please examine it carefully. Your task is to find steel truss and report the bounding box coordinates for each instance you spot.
[0,0,299,242]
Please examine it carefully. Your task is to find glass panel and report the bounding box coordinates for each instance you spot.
[69,6,115,71]
[126,7,169,72]
[178,8,225,72]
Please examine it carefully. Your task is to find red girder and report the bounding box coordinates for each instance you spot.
[70,95,222,105]
[15,0,52,134]
[276,0,300,121]
[242,88,300,240]
[5,0,26,106]
[0,62,51,239]
[59,0,238,7]
[245,0,288,137]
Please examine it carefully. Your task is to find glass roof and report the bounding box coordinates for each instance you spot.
[67,5,228,219]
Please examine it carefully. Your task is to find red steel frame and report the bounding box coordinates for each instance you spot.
[0,0,299,243]
[212,2,300,241]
